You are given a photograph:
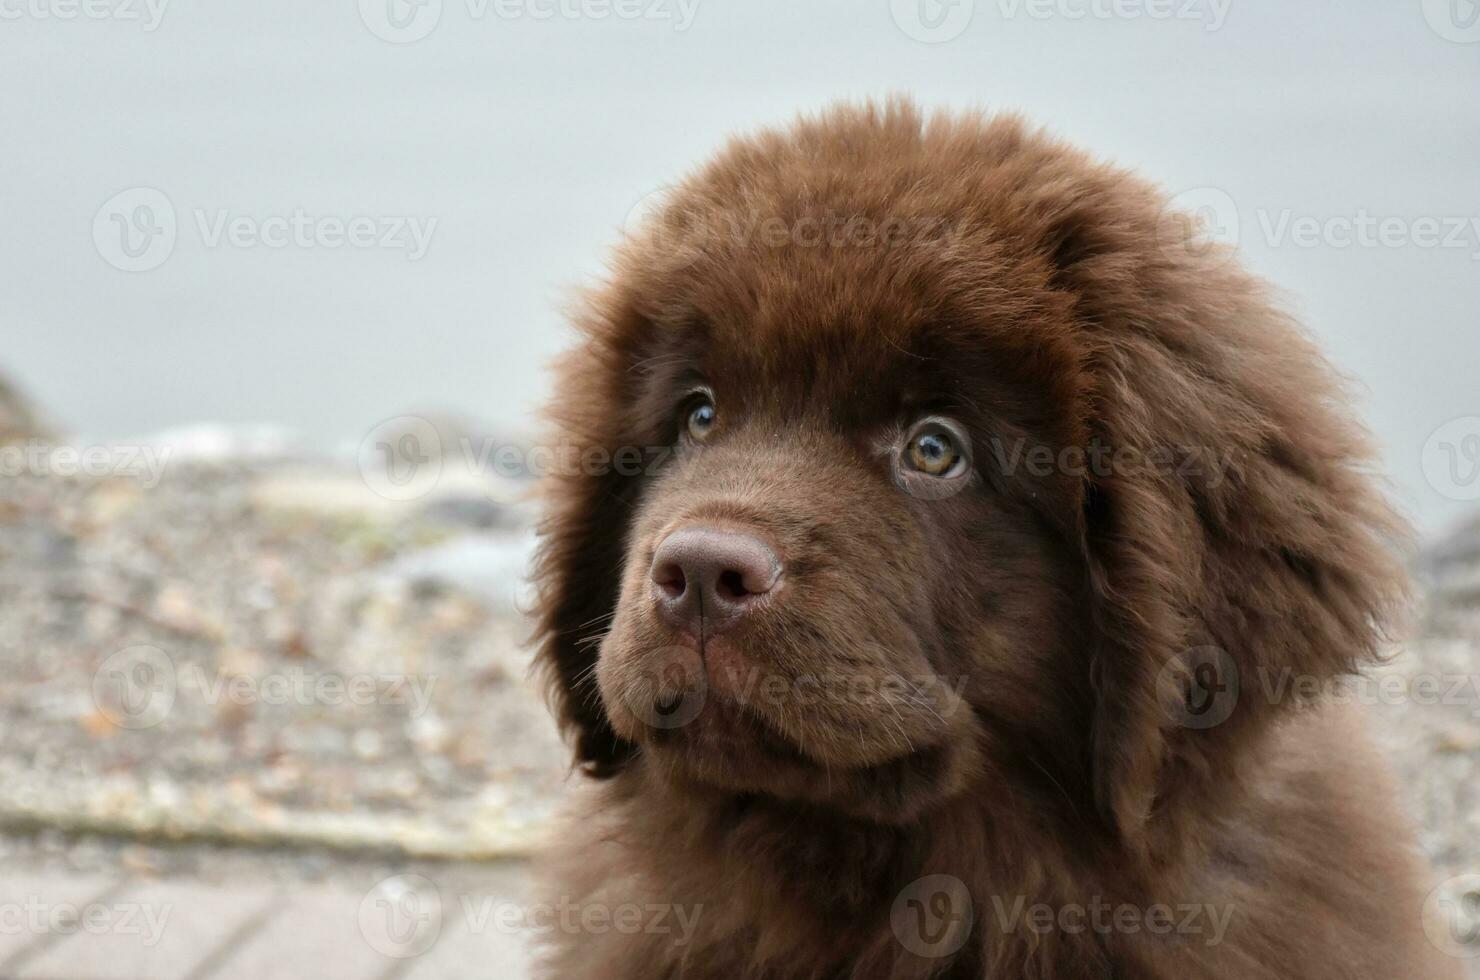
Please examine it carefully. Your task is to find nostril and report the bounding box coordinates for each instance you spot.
[653,562,686,599]
[716,569,749,600]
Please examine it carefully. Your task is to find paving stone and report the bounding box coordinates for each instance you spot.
[16,880,275,980]
[399,916,534,980]
[200,886,391,980]
[401,874,533,980]
[0,874,120,968]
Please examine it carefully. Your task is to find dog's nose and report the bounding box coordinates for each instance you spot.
[650,526,781,638]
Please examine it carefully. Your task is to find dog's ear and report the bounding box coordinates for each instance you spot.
[1048,191,1409,849]
[530,302,651,778]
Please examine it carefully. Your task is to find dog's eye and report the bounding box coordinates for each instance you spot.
[902,419,969,482]
[684,396,717,442]
[908,431,959,476]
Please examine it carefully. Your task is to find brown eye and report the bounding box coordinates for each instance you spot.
[907,427,962,477]
[685,396,716,441]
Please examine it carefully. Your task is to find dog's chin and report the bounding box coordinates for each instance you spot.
[646,694,823,781]
[647,722,978,824]
[611,691,982,824]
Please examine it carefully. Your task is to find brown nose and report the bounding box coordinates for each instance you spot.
[650,526,781,639]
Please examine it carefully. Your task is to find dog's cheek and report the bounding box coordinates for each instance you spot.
[592,567,660,740]
[597,547,712,739]
[593,623,641,741]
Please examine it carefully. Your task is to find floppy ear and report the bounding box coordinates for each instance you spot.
[530,303,651,777]
[1046,191,1409,850]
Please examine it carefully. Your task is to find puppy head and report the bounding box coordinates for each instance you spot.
[584,313,1093,822]
[533,101,1407,837]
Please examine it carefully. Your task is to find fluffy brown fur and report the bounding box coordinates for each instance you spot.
[529,100,1457,979]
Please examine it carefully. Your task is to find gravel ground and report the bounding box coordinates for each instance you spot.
[0,454,568,862]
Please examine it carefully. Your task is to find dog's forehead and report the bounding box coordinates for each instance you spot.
[699,308,941,414]
[647,255,963,393]
[626,198,1084,431]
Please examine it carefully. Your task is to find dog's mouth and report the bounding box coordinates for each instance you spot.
[597,638,823,763]
[626,666,982,823]
[648,690,815,767]
[598,627,969,773]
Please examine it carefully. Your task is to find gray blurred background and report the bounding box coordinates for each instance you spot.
[1,2,1478,978]
[2,0,1477,535]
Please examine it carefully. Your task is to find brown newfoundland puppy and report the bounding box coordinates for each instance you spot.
[530,101,1457,979]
